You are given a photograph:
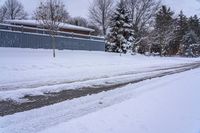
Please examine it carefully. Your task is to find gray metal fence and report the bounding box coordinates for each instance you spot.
[0,24,105,51]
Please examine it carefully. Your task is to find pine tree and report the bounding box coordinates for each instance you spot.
[179,30,199,57]
[109,0,134,54]
[173,11,188,55]
[153,5,174,56]
[188,15,200,37]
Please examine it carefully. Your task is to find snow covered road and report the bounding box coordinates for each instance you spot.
[1,61,200,116]
[39,68,200,133]
[1,66,200,133]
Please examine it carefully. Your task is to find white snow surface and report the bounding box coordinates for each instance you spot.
[5,19,94,32]
[40,68,200,133]
[0,48,200,101]
[1,66,200,133]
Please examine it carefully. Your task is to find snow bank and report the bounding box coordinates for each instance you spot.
[40,68,200,133]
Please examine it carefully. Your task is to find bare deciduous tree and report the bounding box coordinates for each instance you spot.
[0,6,7,22]
[89,0,114,36]
[127,0,161,40]
[88,24,102,36]
[68,17,88,27]
[34,0,69,58]
[0,0,27,21]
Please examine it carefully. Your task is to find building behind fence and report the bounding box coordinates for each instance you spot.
[0,23,105,51]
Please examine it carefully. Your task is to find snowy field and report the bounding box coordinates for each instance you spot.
[0,48,200,101]
[0,64,200,133]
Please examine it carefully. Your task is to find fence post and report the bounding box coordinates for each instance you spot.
[89,32,91,40]
[21,25,24,33]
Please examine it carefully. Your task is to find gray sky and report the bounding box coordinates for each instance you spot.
[0,0,200,18]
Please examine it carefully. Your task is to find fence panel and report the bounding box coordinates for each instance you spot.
[0,30,105,51]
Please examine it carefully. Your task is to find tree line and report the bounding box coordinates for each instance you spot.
[0,0,200,57]
[102,0,200,57]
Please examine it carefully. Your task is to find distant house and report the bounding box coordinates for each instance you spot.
[0,20,105,51]
[4,20,95,35]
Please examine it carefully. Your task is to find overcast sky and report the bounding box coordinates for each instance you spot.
[0,0,200,18]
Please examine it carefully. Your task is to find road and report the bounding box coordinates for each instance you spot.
[0,62,200,116]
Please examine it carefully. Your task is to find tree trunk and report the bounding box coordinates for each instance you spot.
[52,36,56,58]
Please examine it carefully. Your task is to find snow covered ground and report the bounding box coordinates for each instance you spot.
[0,48,200,133]
[0,65,200,133]
[0,48,200,101]
[40,68,200,133]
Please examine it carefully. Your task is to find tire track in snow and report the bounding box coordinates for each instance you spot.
[0,62,200,116]
[0,63,196,91]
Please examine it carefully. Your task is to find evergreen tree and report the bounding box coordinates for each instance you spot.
[153,5,174,56]
[179,30,199,57]
[109,0,134,53]
[176,11,188,41]
[172,11,188,55]
[188,15,200,37]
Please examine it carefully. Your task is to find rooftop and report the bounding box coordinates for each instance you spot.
[5,20,95,32]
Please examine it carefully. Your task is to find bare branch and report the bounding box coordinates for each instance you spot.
[127,0,161,34]
[89,0,114,35]
[0,0,27,21]
[34,0,69,35]
[68,17,88,27]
